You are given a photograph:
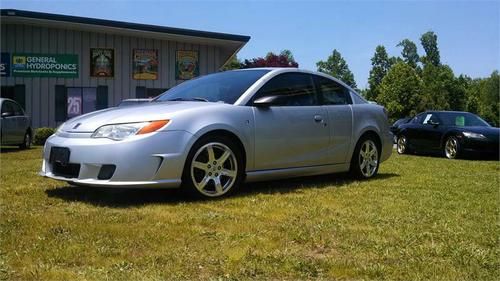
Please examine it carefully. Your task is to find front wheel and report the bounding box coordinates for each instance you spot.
[444,136,460,159]
[182,136,244,198]
[350,137,380,179]
[19,132,31,149]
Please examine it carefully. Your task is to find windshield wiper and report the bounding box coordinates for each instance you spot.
[168,97,209,102]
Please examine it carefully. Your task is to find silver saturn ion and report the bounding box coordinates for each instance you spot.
[40,68,392,198]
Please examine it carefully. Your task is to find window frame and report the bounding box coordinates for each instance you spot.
[249,72,320,107]
[312,74,352,106]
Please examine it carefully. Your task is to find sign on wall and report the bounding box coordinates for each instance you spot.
[90,48,114,77]
[133,49,158,80]
[176,50,199,80]
[1,52,10,77]
[11,54,78,78]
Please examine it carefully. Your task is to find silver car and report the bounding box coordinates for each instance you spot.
[40,68,392,198]
[1,98,32,149]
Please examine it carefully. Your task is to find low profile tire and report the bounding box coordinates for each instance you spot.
[182,135,244,198]
[19,132,31,149]
[397,135,408,154]
[350,136,380,179]
[444,136,460,159]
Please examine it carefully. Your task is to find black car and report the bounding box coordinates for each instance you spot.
[396,111,499,159]
[390,117,411,143]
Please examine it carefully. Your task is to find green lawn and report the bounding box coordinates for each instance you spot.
[0,147,498,280]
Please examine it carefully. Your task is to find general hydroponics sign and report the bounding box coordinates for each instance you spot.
[12,54,78,78]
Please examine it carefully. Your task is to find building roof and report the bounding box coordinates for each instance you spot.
[0,9,250,43]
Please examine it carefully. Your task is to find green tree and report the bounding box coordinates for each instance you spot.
[418,64,456,112]
[316,49,357,89]
[478,71,499,126]
[221,55,241,71]
[420,31,441,66]
[366,45,392,101]
[396,39,419,68]
[377,62,422,119]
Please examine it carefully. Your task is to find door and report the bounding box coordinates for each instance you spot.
[251,72,330,170]
[9,101,27,142]
[412,112,443,151]
[314,75,353,164]
[1,100,17,144]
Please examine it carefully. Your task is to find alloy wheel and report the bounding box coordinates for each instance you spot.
[397,136,406,154]
[190,142,238,197]
[358,139,379,178]
[445,137,458,159]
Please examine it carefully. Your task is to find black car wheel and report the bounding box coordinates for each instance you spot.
[444,136,460,159]
[397,135,408,154]
[19,132,31,149]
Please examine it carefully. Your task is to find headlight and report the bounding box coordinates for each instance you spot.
[91,120,169,141]
[463,131,486,139]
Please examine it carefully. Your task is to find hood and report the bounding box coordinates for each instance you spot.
[61,101,218,132]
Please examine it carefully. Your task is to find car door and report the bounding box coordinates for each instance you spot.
[314,75,353,164]
[251,72,330,170]
[10,101,28,143]
[1,101,16,144]
[412,112,443,151]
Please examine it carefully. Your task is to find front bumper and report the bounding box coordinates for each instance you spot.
[39,130,195,188]
[460,137,499,158]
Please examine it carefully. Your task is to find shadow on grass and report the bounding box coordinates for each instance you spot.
[45,172,399,208]
[0,146,28,153]
[403,151,499,161]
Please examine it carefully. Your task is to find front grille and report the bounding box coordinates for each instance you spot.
[52,163,80,178]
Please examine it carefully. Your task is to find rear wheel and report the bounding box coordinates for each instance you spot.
[350,136,380,179]
[19,131,31,149]
[397,135,408,154]
[444,136,460,159]
[182,136,244,198]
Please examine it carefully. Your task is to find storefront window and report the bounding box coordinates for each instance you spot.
[67,87,96,118]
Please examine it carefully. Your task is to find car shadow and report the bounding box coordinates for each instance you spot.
[45,172,399,208]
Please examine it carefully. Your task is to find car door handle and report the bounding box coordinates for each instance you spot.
[314,115,323,122]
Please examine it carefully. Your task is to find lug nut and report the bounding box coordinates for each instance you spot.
[208,172,212,176]
[207,164,211,168]
[213,161,217,165]
[215,173,218,176]
[218,166,221,170]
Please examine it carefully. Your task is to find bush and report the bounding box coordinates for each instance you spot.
[33,127,56,145]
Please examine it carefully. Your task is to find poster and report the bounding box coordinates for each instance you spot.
[176,50,199,80]
[11,54,78,78]
[90,48,114,77]
[1,52,10,77]
[133,49,158,80]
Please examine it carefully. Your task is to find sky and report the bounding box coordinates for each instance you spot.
[2,0,498,88]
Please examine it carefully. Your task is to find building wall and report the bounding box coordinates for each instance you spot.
[1,23,224,128]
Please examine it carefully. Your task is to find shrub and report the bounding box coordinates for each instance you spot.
[33,127,56,145]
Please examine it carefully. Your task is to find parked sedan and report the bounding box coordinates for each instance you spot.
[0,98,32,149]
[40,68,392,198]
[396,111,499,159]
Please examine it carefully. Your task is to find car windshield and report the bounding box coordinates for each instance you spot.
[154,70,270,104]
[438,112,491,127]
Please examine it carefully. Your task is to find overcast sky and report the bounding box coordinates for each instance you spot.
[2,0,499,88]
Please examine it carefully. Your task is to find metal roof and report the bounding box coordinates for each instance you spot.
[0,9,250,43]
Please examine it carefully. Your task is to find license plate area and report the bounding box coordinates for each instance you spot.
[49,147,70,166]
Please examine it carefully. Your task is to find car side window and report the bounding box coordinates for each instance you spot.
[421,113,440,124]
[315,76,352,105]
[1,101,15,115]
[10,102,24,116]
[252,73,318,106]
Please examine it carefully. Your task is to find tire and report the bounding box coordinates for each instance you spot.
[350,136,380,179]
[444,136,460,159]
[396,135,408,154]
[19,131,31,149]
[182,135,244,198]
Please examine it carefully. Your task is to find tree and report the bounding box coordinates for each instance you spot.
[396,39,419,68]
[478,71,499,126]
[376,62,422,119]
[366,45,392,101]
[241,50,299,68]
[420,31,441,66]
[221,55,241,71]
[418,64,455,112]
[316,49,357,89]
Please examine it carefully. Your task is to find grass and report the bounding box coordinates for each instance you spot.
[0,146,498,280]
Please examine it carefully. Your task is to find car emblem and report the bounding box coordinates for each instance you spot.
[72,123,81,129]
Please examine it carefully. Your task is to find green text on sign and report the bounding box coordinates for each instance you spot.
[12,54,78,78]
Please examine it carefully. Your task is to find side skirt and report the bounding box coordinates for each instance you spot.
[245,163,351,183]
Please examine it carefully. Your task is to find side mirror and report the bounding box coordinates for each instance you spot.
[253,95,282,107]
[1,112,13,118]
